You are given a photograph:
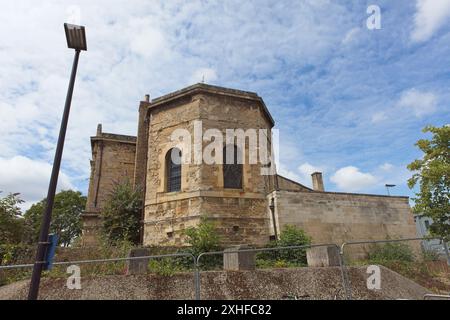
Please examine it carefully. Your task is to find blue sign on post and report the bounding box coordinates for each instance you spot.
[44,233,59,271]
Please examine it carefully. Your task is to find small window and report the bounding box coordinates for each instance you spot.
[223,145,243,189]
[232,225,240,232]
[166,148,182,192]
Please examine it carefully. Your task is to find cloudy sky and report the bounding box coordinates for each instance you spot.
[1,0,449,210]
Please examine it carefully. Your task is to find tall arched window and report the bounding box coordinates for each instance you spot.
[166,148,182,192]
[223,145,243,189]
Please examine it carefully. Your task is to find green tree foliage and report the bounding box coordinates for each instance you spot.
[24,190,86,247]
[184,219,221,257]
[0,192,25,244]
[182,218,221,269]
[408,125,450,239]
[101,181,142,245]
[258,225,312,266]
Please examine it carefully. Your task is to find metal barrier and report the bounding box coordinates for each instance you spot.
[339,237,449,300]
[0,252,196,299]
[1,252,195,269]
[194,243,346,300]
[1,237,449,300]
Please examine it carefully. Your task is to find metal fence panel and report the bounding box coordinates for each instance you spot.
[195,244,347,300]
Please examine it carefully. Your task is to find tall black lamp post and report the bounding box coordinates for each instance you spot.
[28,23,87,300]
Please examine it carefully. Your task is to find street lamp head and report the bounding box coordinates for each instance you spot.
[385,184,396,188]
[64,23,87,51]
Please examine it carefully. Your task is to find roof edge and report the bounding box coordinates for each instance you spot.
[149,83,275,126]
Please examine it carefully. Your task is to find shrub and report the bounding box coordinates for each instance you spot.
[184,219,220,255]
[101,181,142,245]
[182,219,222,270]
[368,242,415,263]
[258,225,311,267]
[148,258,182,276]
[421,247,441,262]
[0,243,35,265]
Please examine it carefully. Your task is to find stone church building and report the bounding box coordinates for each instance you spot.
[81,83,417,247]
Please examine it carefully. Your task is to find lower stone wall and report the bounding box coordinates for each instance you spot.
[143,196,203,246]
[202,197,269,246]
[81,212,102,246]
[143,195,269,247]
[271,190,419,258]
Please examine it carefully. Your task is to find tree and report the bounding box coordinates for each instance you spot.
[0,192,25,244]
[24,190,86,247]
[408,125,450,239]
[101,181,142,245]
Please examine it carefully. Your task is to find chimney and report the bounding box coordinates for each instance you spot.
[311,172,325,191]
[96,123,102,136]
[144,94,150,103]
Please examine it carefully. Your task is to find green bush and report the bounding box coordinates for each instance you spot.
[0,243,35,265]
[101,181,142,245]
[421,247,441,262]
[257,225,311,267]
[368,242,415,263]
[182,219,222,270]
[148,258,182,276]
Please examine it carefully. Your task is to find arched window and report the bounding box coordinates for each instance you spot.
[166,148,182,192]
[223,145,243,189]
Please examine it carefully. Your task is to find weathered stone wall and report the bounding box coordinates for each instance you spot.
[82,129,137,246]
[276,175,312,192]
[134,100,151,191]
[270,190,418,257]
[143,87,273,247]
[90,138,136,208]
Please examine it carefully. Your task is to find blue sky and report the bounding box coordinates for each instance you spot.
[0,0,449,209]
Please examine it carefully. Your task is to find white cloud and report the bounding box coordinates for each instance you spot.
[277,165,302,184]
[342,27,360,45]
[397,88,437,117]
[330,166,378,192]
[379,163,394,172]
[129,19,167,58]
[189,67,218,84]
[0,156,74,210]
[297,162,324,186]
[411,0,450,42]
[371,111,387,123]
